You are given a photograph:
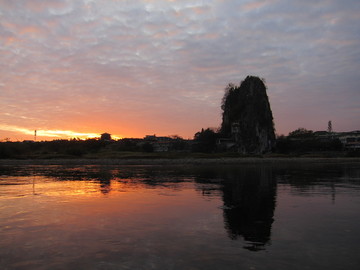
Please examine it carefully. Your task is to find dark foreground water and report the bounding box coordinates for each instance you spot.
[0,162,360,270]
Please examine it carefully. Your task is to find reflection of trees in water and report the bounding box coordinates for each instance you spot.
[27,165,193,195]
[98,168,113,195]
[274,163,360,201]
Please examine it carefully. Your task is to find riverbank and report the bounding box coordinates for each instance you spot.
[0,157,359,166]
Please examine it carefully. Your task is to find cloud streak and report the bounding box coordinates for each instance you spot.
[0,0,359,140]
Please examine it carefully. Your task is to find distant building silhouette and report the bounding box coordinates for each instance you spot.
[337,131,360,150]
[100,133,112,141]
[144,135,173,152]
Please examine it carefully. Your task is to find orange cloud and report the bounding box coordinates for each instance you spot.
[243,1,268,12]
[19,25,45,37]
[191,5,211,15]
[4,36,20,45]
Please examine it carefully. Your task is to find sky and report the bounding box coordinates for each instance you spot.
[1,0,359,141]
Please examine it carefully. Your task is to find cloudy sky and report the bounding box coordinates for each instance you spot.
[1,0,359,140]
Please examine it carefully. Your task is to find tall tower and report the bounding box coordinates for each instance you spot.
[34,130,37,141]
[327,121,332,133]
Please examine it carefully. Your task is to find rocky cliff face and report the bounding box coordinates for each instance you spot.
[220,76,275,154]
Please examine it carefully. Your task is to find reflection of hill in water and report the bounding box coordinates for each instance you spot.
[191,165,276,251]
[1,162,360,250]
[221,167,276,251]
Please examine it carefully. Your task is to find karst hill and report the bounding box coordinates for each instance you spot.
[220,76,275,154]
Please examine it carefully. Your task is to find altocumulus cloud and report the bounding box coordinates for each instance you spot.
[0,0,359,140]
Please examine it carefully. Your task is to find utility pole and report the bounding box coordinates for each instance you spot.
[34,130,37,141]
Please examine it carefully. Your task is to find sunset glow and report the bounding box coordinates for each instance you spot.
[1,0,359,141]
[0,124,121,141]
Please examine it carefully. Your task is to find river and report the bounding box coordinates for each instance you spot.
[0,162,359,269]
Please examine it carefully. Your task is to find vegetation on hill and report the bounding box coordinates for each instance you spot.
[194,76,276,154]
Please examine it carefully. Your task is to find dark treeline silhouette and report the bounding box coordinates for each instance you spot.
[0,129,351,159]
[192,128,220,153]
[0,136,190,159]
[275,128,343,154]
[0,139,111,159]
[190,126,351,156]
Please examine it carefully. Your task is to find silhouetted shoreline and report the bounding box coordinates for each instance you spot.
[0,157,359,166]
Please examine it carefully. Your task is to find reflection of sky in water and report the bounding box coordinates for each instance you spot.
[0,163,359,269]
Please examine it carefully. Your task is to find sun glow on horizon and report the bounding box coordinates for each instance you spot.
[0,124,122,141]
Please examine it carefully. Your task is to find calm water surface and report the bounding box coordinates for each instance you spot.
[0,162,359,269]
